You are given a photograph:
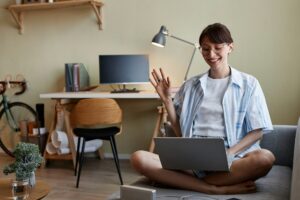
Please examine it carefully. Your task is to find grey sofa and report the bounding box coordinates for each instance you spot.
[110,119,300,200]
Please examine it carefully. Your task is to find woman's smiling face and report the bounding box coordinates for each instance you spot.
[200,37,233,70]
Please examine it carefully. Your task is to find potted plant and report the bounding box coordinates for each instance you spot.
[3,142,43,187]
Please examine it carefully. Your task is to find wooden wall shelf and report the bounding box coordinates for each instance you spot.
[7,0,104,34]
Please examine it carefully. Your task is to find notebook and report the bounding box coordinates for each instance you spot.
[154,137,229,171]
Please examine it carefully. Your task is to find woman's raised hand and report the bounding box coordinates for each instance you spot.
[150,68,172,102]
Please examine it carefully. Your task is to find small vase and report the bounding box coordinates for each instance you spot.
[11,179,30,199]
[29,171,36,187]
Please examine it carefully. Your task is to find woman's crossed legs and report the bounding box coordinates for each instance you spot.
[130,149,275,194]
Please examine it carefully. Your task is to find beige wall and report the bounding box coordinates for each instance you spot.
[0,0,299,154]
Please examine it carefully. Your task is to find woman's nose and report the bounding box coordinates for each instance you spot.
[207,50,217,57]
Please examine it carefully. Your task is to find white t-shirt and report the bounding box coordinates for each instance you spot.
[193,76,230,137]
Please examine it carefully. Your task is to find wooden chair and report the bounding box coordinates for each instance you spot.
[70,98,123,188]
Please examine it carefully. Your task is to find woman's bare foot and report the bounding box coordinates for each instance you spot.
[213,181,256,194]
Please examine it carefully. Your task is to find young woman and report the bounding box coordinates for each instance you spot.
[131,23,275,194]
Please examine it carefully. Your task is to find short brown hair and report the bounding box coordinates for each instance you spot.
[199,23,233,46]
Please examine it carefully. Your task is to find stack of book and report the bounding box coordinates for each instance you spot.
[65,63,90,92]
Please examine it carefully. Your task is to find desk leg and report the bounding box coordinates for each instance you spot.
[149,105,167,152]
[42,103,57,168]
[43,100,76,169]
[64,110,77,167]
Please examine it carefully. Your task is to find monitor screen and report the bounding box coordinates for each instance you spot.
[99,55,149,85]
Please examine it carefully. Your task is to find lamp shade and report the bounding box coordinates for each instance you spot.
[151,26,167,47]
[151,25,197,81]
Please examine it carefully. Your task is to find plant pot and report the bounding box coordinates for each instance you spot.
[29,171,36,187]
[11,179,29,199]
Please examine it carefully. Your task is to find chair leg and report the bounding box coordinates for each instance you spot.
[109,136,123,185]
[76,138,86,188]
[75,137,82,176]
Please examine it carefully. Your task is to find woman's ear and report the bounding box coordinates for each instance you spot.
[228,43,234,53]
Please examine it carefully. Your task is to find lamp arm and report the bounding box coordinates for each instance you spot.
[163,30,200,81]
[183,46,197,81]
[169,34,195,46]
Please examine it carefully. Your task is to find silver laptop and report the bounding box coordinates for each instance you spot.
[154,137,229,171]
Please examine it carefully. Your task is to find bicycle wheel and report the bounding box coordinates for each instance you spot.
[0,102,36,157]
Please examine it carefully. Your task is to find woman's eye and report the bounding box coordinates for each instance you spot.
[215,45,224,49]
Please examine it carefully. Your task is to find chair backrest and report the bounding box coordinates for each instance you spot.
[70,98,122,127]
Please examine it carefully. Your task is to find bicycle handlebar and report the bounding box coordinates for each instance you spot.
[0,81,27,95]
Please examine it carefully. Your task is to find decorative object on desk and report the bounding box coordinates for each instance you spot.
[3,142,43,187]
[152,25,200,81]
[65,63,90,92]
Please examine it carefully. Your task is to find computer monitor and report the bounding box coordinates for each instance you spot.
[99,55,149,93]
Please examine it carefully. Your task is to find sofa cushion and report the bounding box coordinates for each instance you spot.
[109,165,291,200]
[291,118,300,200]
[261,125,296,167]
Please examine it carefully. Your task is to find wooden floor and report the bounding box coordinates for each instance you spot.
[0,153,142,200]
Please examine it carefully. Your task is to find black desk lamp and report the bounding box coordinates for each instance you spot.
[152,25,199,81]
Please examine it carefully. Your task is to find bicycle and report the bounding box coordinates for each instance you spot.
[0,80,37,157]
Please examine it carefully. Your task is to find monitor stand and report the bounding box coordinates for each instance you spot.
[111,85,140,93]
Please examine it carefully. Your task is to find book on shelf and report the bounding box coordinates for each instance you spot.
[65,63,90,92]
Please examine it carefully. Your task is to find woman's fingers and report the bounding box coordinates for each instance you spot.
[150,72,162,87]
[160,68,171,87]
[151,69,161,83]
[160,68,166,81]
[151,68,171,88]
[149,77,156,87]
[167,77,171,86]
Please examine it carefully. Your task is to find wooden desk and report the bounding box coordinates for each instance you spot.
[40,91,161,99]
[0,179,50,200]
[40,91,170,167]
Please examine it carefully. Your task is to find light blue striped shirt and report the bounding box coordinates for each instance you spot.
[173,67,273,156]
